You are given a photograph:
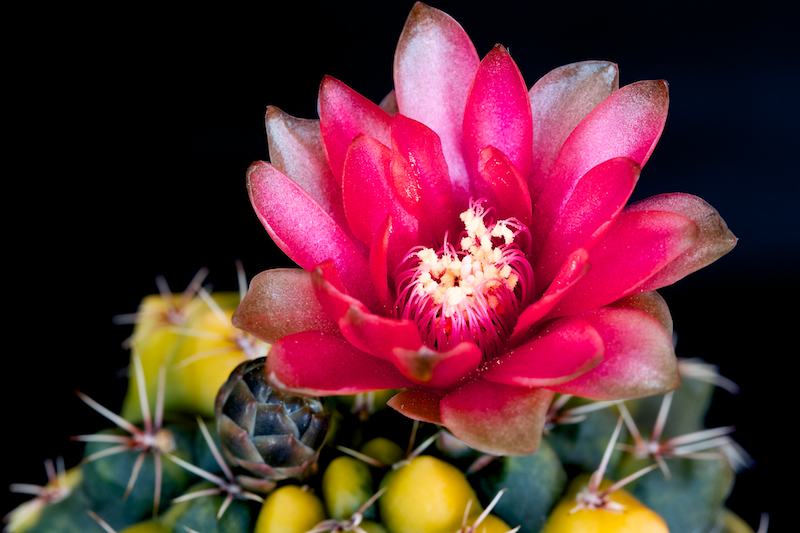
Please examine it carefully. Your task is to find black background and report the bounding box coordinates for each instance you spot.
[6,1,795,530]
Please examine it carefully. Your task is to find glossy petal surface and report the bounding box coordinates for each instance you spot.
[319,76,391,184]
[534,157,640,290]
[463,45,533,185]
[232,269,338,344]
[624,193,738,291]
[390,342,482,389]
[390,114,459,243]
[394,2,480,200]
[528,60,619,201]
[342,134,419,270]
[482,317,604,387]
[546,307,679,399]
[247,162,380,311]
[265,106,350,235]
[551,210,698,316]
[439,380,554,455]
[533,80,669,249]
[266,331,417,396]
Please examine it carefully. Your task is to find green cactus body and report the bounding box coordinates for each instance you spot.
[474,437,567,532]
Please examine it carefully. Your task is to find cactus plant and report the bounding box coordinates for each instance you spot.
[5,3,766,533]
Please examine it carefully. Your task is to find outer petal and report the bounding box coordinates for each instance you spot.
[266,331,418,396]
[232,269,338,344]
[311,260,368,322]
[439,379,554,455]
[608,291,674,340]
[482,317,604,388]
[390,342,483,390]
[464,45,534,188]
[319,76,392,184]
[623,193,738,291]
[265,106,351,238]
[342,134,420,270]
[311,261,482,389]
[533,80,669,250]
[528,60,619,202]
[247,161,380,311]
[550,210,698,317]
[387,389,443,425]
[545,307,679,399]
[474,146,533,228]
[394,2,480,201]
[311,261,424,360]
[508,248,589,349]
[340,306,424,362]
[369,214,394,312]
[391,114,459,244]
[534,157,640,291]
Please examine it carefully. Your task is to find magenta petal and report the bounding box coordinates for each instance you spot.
[546,307,678,399]
[390,114,459,244]
[508,248,589,348]
[533,80,669,249]
[390,342,482,390]
[312,261,423,362]
[551,210,698,317]
[439,379,554,455]
[463,45,533,190]
[311,260,369,323]
[265,107,352,239]
[247,162,380,312]
[342,134,420,270]
[624,193,738,291]
[338,305,423,362]
[266,331,418,396]
[232,269,338,344]
[342,134,395,244]
[394,2,480,201]
[387,389,443,425]
[535,157,640,289]
[528,61,619,202]
[319,76,392,184]
[369,214,394,312]
[608,291,674,339]
[483,317,604,388]
[474,146,533,228]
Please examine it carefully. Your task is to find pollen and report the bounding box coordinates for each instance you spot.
[395,200,534,360]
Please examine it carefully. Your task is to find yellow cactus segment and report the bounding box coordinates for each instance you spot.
[254,485,326,533]
[379,456,482,533]
[469,513,514,533]
[322,456,374,520]
[5,466,82,533]
[360,437,405,466]
[541,475,669,533]
[119,520,170,533]
[175,305,253,416]
[121,292,268,422]
[120,293,193,423]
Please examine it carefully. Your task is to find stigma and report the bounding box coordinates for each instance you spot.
[395,200,534,360]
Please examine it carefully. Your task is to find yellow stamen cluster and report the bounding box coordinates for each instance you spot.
[413,206,519,317]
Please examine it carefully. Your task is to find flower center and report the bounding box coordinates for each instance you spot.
[395,200,534,360]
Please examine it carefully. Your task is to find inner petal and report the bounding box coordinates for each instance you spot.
[394,200,534,360]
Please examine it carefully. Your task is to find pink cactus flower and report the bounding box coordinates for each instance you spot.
[234,2,737,455]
